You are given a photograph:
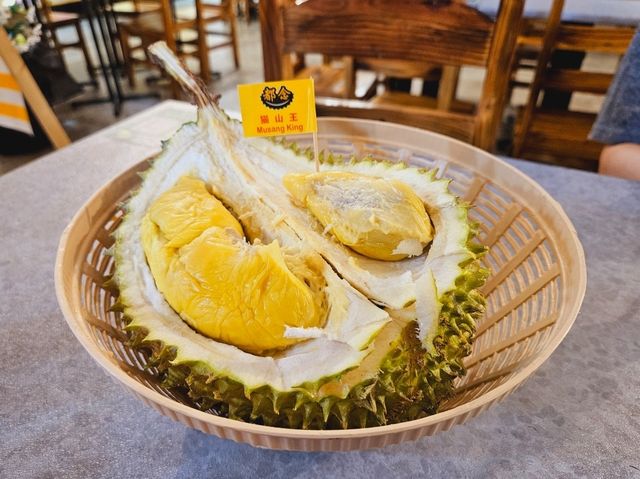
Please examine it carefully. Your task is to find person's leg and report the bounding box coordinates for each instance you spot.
[599,143,640,180]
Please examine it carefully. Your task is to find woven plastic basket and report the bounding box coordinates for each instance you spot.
[55,118,586,451]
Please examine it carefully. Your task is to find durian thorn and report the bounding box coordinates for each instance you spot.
[302,403,318,430]
[376,395,387,415]
[335,400,352,429]
[303,146,314,159]
[320,396,337,424]
[355,408,368,428]
[293,391,309,411]
[102,277,119,293]
[250,393,265,419]
[271,391,287,415]
[242,386,253,400]
[109,300,124,313]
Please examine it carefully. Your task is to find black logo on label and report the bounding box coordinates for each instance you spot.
[261,86,294,109]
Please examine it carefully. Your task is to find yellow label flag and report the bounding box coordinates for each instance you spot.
[237,78,317,138]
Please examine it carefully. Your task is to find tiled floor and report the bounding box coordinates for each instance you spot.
[0,16,618,176]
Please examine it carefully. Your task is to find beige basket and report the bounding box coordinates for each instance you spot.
[55,118,586,451]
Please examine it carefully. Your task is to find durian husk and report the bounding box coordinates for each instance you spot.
[112,222,487,429]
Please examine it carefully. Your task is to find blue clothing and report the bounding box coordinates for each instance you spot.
[590,30,640,144]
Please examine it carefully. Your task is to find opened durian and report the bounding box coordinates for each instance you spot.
[111,43,488,429]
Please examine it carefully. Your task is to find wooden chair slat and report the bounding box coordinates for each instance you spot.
[555,25,634,54]
[282,1,495,67]
[543,69,615,95]
[315,97,476,143]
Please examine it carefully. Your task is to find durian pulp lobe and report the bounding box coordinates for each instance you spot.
[147,175,244,247]
[283,171,434,261]
[140,175,326,355]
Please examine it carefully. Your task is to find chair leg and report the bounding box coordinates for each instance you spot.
[75,21,96,81]
[196,4,211,83]
[198,44,211,84]
[46,25,66,62]
[229,14,240,69]
[119,30,136,88]
[197,33,211,84]
[242,0,250,24]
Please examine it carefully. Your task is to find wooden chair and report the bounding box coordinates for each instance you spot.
[512,0,636,170]
[260,0,525,151]
[36,0,95,83]
[197,0,240,69]
[118,0,210,94]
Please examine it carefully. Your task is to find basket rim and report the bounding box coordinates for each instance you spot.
[54,117,587,441]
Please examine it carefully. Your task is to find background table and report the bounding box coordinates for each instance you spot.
[1,101,639,478]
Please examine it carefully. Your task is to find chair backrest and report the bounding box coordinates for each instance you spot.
[260,0,525,150]
[513,0,635,163]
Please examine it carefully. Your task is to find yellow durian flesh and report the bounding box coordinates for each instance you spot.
[140,176,325,355]
[283,171,434,261]
[147,175,244,247]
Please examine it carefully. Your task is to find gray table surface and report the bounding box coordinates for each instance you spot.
[1,101,639,479]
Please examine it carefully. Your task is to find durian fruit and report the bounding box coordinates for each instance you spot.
[283,171,434,261]
[111,42,487,429]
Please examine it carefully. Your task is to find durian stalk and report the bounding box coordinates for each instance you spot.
[148,41,218,111]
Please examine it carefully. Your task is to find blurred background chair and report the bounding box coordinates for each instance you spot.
[117,0,240,94]
[35,0,96,83]
[260,0,525,152]
[511,0,636,170]
[118,0,210,94]
[200,0,240,70]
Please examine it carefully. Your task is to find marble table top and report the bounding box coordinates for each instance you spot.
[1,101,639,478]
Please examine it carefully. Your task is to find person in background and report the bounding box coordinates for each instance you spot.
[589,30,640,181]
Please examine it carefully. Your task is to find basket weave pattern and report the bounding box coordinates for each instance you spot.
[56,118,585,451]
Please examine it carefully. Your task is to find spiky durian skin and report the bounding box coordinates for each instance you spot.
[114,238,487,430]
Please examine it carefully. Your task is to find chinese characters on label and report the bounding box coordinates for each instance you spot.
[237,79,317,138]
